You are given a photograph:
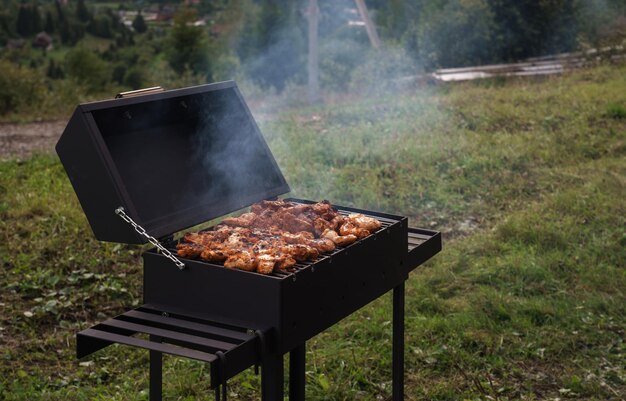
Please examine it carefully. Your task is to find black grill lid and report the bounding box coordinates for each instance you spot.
[56,81,290,244]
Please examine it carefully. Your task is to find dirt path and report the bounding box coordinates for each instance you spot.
[0,121,66,160]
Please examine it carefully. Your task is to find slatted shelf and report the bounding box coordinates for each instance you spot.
[77,305,263,388]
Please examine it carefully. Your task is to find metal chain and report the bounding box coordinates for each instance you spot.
[115,207,185,270]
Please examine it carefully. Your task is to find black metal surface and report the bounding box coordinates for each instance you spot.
[392,284,405,401]
[56,81,290,244]
[143,203,410,354]
[149,336,163,401]
[289,345,306,401]
[407,227,442,272]
[261,353,284,400]
[77,304,262,388]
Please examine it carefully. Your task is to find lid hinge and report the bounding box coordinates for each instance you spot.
[115,207,185,270]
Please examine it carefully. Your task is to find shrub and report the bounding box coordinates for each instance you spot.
[0,60,45,115]
[65,47,109,92]
[606,102,626,119]
[348,46,417,95]
[417,0,496,68]
[123,66,145,89]
[319,38,368,91]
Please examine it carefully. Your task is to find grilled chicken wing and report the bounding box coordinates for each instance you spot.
[321,228,357,246]
[345,213,382,232]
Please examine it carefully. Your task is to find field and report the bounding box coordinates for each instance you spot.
[1,65,625,400]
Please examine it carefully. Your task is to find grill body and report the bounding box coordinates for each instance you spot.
[144,203,409,354]
[56,83,444,400]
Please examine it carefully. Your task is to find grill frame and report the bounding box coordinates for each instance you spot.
[143,200,411,354]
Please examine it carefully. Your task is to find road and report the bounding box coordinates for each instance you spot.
[0,121,66,160]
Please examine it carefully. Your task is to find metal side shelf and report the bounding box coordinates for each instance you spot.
[406,227,442,273]
[76,304,263,388]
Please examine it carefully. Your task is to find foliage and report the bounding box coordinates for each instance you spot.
[122,66,146,89]
[416,0,496,68]
[372,0,625,68]
[348,46,416,94]
[75,0,91,23]
[132,13,147,34]
[237,0,305,90]
[87,14,113,38]
[0,60,44,114]
[165,7,211,78]
[318,38,368,91]
[64,46,109,92]
[16,4,42,36]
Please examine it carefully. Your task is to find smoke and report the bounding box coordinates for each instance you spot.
[232,0,424,113]
[190,86,289,214]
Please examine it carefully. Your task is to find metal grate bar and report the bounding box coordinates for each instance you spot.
[98,318,237,352]
[123,309,252,342]
[79,328,218,363]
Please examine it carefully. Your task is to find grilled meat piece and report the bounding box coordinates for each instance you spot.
[200,248,229,262]
[307,237,336,252]
[322,228,357,246]
[223,212,257,227]
[339,222,370,239]
[345,213,382,232]
[281,231,315,244]
[282,244,319,261]
[176,243,204,258]
[224,250,256,271]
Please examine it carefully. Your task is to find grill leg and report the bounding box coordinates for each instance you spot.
[392,283,405,401]
[261,353,284,401]
[150,335,163,401]
[289,344,306,401]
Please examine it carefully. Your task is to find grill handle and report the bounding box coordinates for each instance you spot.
[115,86,164,99]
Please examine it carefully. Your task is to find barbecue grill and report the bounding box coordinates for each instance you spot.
[56,82,442,401]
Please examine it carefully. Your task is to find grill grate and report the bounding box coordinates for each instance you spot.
[169,207,396,279]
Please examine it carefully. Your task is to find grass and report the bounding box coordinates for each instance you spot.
[1,65,625,400]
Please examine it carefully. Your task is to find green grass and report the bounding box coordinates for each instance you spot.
[1,65,625,400]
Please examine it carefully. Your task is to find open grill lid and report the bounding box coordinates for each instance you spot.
[56,81,290,244]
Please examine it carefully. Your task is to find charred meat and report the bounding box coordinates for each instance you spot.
[176,200,383,274]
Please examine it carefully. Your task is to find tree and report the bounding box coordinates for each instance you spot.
[88,14,113,38]
[33,5,42,32]
[166,8,211,77]
[76,0,91,22]
[132,12,147,33]
[55,0,65,24]
[16,5,33,36]
[418,0,496,68]
[65,47,108,91]
[44,11,55,33]
[487,0,578,60]
[47,59,64,79]
[238,0,305,90]
[123,66,146,89]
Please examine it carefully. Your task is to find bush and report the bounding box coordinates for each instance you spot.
[0,60,45,115]
[417,0,496,68]
[123,66,145,89]
[65,47,109,92]
[319,38,368,91]
[348,46,417,95]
